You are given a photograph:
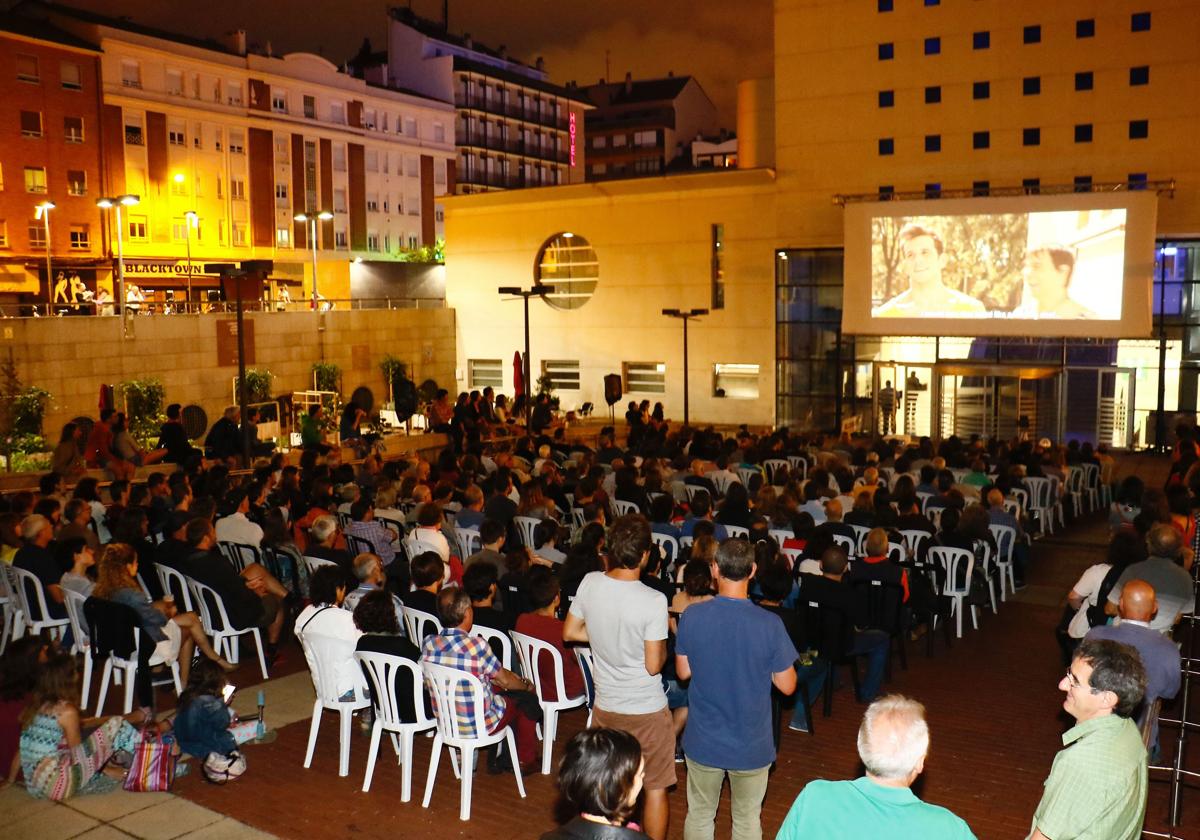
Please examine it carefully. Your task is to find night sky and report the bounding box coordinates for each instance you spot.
[38,0,771,125]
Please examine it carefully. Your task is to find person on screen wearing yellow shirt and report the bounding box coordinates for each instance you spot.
[1015,244,1098,319]
[874,224,986,318]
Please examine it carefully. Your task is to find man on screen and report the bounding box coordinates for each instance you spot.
[874,223,986,318]
[1014,244,1098,319]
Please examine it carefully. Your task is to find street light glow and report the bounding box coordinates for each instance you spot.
[35,201,55,219]
[173,172,185,183]
[118,194,140,206]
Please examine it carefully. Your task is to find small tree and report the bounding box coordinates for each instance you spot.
[311,362,341,393]
[380,355,407,405]
[120,378,166,447]
[239,368,274,403]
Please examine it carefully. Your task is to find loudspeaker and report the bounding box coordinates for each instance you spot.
[604,374,623,407]
[393,378,418,418]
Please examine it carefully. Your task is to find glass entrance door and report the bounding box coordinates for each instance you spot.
[872,362,935,438]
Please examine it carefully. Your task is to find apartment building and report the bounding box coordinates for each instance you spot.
[26,2,455,305]
[0,13,103,309]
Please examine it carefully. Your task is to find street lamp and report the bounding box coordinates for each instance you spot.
[96,194,139,326]
[184,210,198,309]
[499,283,554,430]
[294,210,334,311]
[661,307,708,427]
[35,201,55,312]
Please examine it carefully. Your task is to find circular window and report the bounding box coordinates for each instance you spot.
[534,232,598,310]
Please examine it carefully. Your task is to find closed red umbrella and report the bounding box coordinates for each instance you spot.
[512,351,525,398]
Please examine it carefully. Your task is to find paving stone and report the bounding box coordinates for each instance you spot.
[110,798,223,840]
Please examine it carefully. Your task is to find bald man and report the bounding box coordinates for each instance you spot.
[1086,580,1181,753]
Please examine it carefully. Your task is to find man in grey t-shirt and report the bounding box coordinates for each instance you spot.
[565,514,673,840]
[1106,524,1196,633]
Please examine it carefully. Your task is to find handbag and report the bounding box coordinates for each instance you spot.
[202,750,247,784]
[123,725,177,792]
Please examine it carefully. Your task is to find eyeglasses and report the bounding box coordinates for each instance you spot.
[1064,667,1100,693]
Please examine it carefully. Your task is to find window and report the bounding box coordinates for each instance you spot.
[591,135,607,149]
[1022,178,1041,195]
[227,82,243,106]
[924,134,941,152]
[1075,72,1093,91]
[231,222,247,246]
[1128,173,1148,190]
[924,37,940,56]
[878,90,894,108]
[404,117,417,136]
[713,363,759,400]
[274,183,288,204]
[230,178,245,200]
[366,193,379,212]
[20,111,42,138]
[541,360,580,391]
[924,0,939,5]
[333,145,346,171]
[634,130,657,147]
[66,170,86,196]
[367,232,379,251]
[878,42,894,61]
[924,86,940,104]
[28,221,45,249]
[1131,12,1151,32]
[973,81,990,100]
[125,123,145,145]
[0,221,7,248]
[972,180,990,197]
[879,185,894,198]
[63,116,83,143]
[924,182,941,198]
[303,95,316,119]
[877,0,892,10]
[334,188,347,213]
[406,196,419,216]
[330,102,346,124]
[69,224,89,249]
[468,359,504,389]
[878,138,894,156]
[60,61,81,90]
[121,60,141,88]
[171,218,189,241]
[334,229,348,249]
[1076,19,1095,38]
[1023,25,1041,44]
[1130,66,1150,86]
[168,128,186,146]
[229,132,244,154]
[1023,127,1041,146]
[611,134,627,147]
[1074,124,1093,143]
[16,54,39,83]
[165,69,183,95]
[170,177,186,197]
[973,131,990,149]
[1074,176,1093,193]
[1023,76,1041,95]
[973,31,990,49]
[127,216,148,240]
[275,227,290,247]
[365,149,379,172]
[623,362,666,394]
[24,166,46,193]
[1129,120,1149,139]
[711,222,725,309]
[633,158,661,175]
[433,123,445,143]
[271,91,287,113]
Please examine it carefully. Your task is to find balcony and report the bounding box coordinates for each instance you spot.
[455,92,569,132]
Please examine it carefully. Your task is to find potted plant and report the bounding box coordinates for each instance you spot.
[241,368,274,404]
[311,362,341,394]
[119,377,166,447]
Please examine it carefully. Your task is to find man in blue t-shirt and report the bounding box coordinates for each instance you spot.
[675,538,797,840]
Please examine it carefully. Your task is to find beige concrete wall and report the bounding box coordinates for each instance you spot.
[1,308,456,440]
[443,169,778,426]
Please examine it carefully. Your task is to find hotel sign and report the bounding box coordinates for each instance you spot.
[569,112,577,167]
[123,258,211,277]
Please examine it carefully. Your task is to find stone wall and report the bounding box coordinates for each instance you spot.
[1,308,456,440]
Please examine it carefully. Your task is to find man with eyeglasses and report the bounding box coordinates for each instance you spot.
[1028,638,1148,840]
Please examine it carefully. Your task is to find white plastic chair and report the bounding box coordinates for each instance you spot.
[299,630,371,777]
[0,564,22,653]
[156,565,194,612]
[422,661,526,820]
[573,646,597,727]
[9,566,69,641]
[650,533,679,571]
[611,499,640,517]
[786,455,808,482]
[513,516,540,548]
[511,631,589,774]
[61,589,94,708]
[926,507,943,532]
[763,459,790,485]
[974,541,999,614]
[916,492,934,514]
[928,546,976,638]
[455,528,481,559]
[355,651,436,799]
[403,606,443,643]
[1024,477,1054,536]
[570,508,586,530]
[1081,463,1100,511]
[218,541,262,573]
[89,604,182,716]
[847,524,871,556]
[736,467,760,487]
[988,524,1018,600]
[898,529,931,563]
[709,472,738,497]
[831,533,855,558]
[682,484,708,504]
[469,624,513,671]
[186,577,269,679]
[724,525,750,540]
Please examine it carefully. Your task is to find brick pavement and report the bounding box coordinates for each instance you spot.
[170,512,1199,840]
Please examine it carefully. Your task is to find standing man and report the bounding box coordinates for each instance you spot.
[873,223,986,318]
[878,380,897,436]
[564,514,673,840]
[1029,639,1148,840]
[675,539,797,840]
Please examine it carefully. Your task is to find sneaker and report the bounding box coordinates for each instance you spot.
[674,743,685,764]
[787,714,810,733]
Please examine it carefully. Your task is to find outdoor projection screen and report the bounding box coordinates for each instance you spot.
[841,192,1158,337]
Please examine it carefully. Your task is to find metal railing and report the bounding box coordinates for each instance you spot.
[0,297,445,318]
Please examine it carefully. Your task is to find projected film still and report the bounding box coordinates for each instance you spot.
[870,209,1126,321]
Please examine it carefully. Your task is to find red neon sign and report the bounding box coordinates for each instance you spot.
[569,112,576,167]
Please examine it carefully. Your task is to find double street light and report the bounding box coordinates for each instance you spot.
[294,211,334,311]
[34,201,55,310]
[661,307,708,427]
[96,194,140,330]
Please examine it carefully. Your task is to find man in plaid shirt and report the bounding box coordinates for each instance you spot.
[420,588,540,771]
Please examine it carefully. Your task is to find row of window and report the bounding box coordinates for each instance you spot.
[271,182,421,216]
[589,159,662,177]
[591,131,659,150]
[879,120,1150,154]
[879,66,1149,108]
[876,12,1151,57]
[0,219,90,250]
[14,54,84,89]
[18,111,86,142]
[877,173,1151,198]
[5,164,87,196]
[465,358,762,399]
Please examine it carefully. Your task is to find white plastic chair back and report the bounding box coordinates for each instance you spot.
[929,545,976,637]
[611,499,639,517]
[926,507,943,532]
[303,555,338,577]
[650,533,679,570]
[831,533,855,557]
[219,541,261,572]
[887,542,905,565]
[572,646,597,726]
[455,528,481,559]
[469,624,513,671]
[354,651,436,796]
[709,472,737,497]
[988,523,1018,600]
[1008,487,1029,509]
[768,529,792,546]
[61,589,94,707]
[403,607,443,642]
[570,508,586,529]
[10,566,68,639]
[916,492,934,513]
[848,524,871,556]
[764,459,790,485]
[736,467,759,487]
[0,564,22,653]
[898,529,930,563]
[301,630,370,708]
[787,455,808,481]
[683,484,707,504]
[513,516,540,548]
[187,576,269,679]
[156,565,194,612]
[724,525,750,540]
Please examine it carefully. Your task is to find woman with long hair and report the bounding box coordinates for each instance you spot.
[92,543,233,684]
[50,422,87,480]
[540,728,648,838]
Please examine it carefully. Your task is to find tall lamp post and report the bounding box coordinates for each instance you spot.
[35,201,55,312]
[498,283,554,430]
[293,210,334,311]
[183,210,198,309]
[96,194,139,328]
[661,307,708,427]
